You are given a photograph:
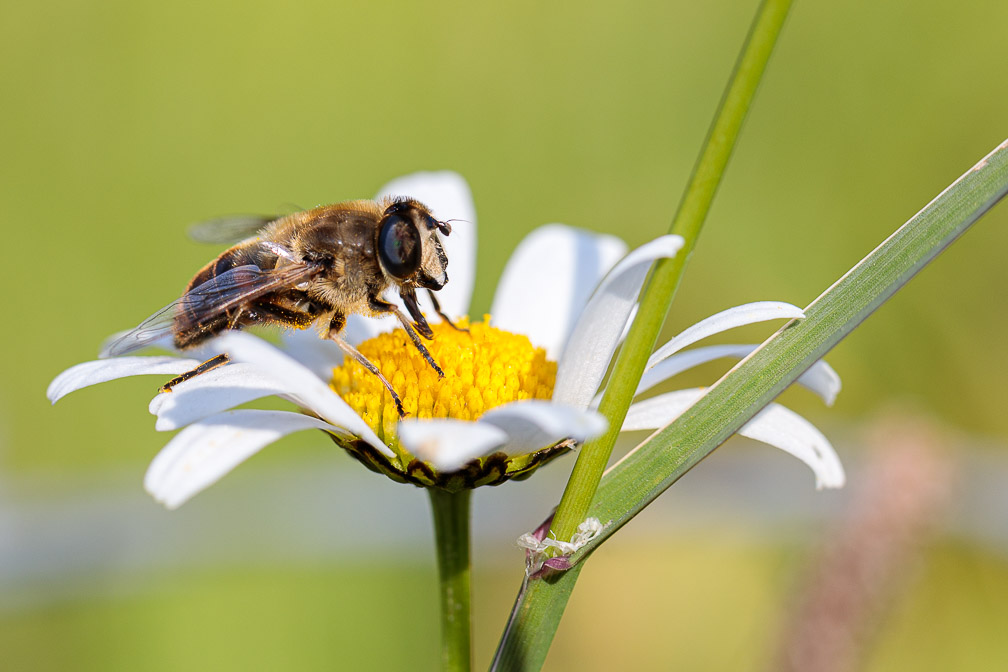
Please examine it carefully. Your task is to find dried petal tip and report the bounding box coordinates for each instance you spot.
[520,517,607,577]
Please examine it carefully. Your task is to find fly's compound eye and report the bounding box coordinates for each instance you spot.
[378,214,421,280]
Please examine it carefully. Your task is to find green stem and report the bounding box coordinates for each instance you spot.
[428,488,472,672]
[548,0,793,549]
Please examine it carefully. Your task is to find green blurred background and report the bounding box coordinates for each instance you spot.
[3,0,1007,670]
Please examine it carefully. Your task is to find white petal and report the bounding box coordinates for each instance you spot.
[622,388,703,431]
[278,315,398,373]
[634,345,755,398]
[553,234,685,409]
[634,344,842,406]
[479,400,607,455]
[490,224,627,358]
[742,404,845,489]
[646,301,805,370]
[376,171,476,318]
[211,332,391,456]
[345,313,399,343]
[280,328,345,379]
[150,362,291,430]
[144,410,343,509]
[623,389,845,489]
[47,356,200,403]
[796,359,842,407]
[397,419,508,471]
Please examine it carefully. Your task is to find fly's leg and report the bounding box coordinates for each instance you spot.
[242,299,317,331]
[159,353,230,393]
[369,296,445,379]
[400,289,434,339]
[328,312,406,418]
[425,289,469,333]
[161,299,316,394]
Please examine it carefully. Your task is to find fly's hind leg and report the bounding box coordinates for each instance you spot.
[328,312,406,418]
[159,353,231,393]
[160,298,316,394]
[368,295,445,379]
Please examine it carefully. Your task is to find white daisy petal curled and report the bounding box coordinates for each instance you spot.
[490,224,628,358]
[211,332,391,455]
[553,234,685,409]
[635,345,757,398]
[47,356,201,404]
[479,400,607,455]
[397,419,509,471]
[145,409,344,509]
[742,403,845,489]
[623,388,844,489]
[634,344,842,406]
[376,171,476,319]
[646,301,805,370]
[622,388,703,432]
[795,359,842,407]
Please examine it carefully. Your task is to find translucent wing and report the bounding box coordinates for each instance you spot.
[101,262,322,357]
[187,215,279,244]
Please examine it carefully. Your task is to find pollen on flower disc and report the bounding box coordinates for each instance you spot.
[330,317,556,447]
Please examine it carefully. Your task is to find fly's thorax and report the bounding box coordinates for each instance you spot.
[278,208,387,315]
[305,271,390,319]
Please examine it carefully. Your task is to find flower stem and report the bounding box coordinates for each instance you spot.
[494,2,797,668]
[428,488,472,672]
[547,0,794,551]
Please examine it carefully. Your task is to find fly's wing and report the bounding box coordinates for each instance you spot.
[100,262,322,357]
[187,215,279,245]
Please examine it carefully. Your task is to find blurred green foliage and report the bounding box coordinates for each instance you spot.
[2,0,1007,670]
[3,539,1007,671]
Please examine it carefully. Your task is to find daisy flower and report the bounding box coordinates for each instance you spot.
[48,172,843,509]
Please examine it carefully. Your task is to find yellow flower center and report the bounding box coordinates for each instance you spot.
[330,316,556,448]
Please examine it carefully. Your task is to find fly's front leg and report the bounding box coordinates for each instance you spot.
[425,289,469,333]
[327,312,406,418]
[400,288,434,339]
[368,295,445,379]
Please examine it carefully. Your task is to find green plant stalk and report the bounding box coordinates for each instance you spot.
[492,2,794,669]
[428,488,472,672]
[548,0,793,549]
[493,138,1008,671]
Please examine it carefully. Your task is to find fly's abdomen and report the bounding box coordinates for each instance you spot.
[172,244,262,350]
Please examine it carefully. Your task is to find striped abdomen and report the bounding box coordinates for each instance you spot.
[172,243,273,350]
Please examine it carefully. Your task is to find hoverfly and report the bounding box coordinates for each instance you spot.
[103,197,461,416]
